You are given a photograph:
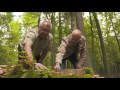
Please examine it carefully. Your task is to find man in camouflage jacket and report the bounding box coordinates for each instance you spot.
[54,29,86,70]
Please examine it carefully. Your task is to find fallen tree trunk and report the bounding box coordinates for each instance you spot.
[0,63,94,78]
[55,69,84,75]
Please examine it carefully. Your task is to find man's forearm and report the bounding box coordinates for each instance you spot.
[55,52,64,64]
[77,45,86,66]
[78,59,84,66]
[25,50,33,61]
[79,47,86,65]
[24,44,33,61]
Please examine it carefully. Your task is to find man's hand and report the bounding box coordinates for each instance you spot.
[0,69,4,75]
[54,63,61,71]
[35,63,47,70]
[76,64,82,69]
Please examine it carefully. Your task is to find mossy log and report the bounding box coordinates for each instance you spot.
[0,62,94,78]
[54,69,84,75]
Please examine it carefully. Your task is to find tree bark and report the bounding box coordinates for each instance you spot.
[109,13,120,52]
[93,12,109,74]
[59,12,62,45]
[70,12,77,31]
[89,12,96,73]
[76,12,92,68]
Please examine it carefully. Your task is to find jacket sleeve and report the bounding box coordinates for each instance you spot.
[55,39,67,64]
[22,29,36,45]
[77,36,86,66]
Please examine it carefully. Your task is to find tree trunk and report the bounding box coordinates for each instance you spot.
[59,12,62,45]
[70,12,77,31]
[92,12,109,74]
[38,13,41,27]
[89,12,96,73]
[76,12,92,68]
[109,13,120,52]
[51,12,56,68]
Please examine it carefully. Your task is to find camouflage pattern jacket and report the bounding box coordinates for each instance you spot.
[55,34,86,65]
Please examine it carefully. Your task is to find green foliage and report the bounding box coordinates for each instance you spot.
[0,12,21,65]
[35,69,53,78]
[83,67,94,75]
[22,12,39,29]
[6,61,54,78]
[6,63,26,78]
[1,12,120,76]
[15,68,54,78]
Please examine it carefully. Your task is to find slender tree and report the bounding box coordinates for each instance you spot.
[93,12,109,74]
